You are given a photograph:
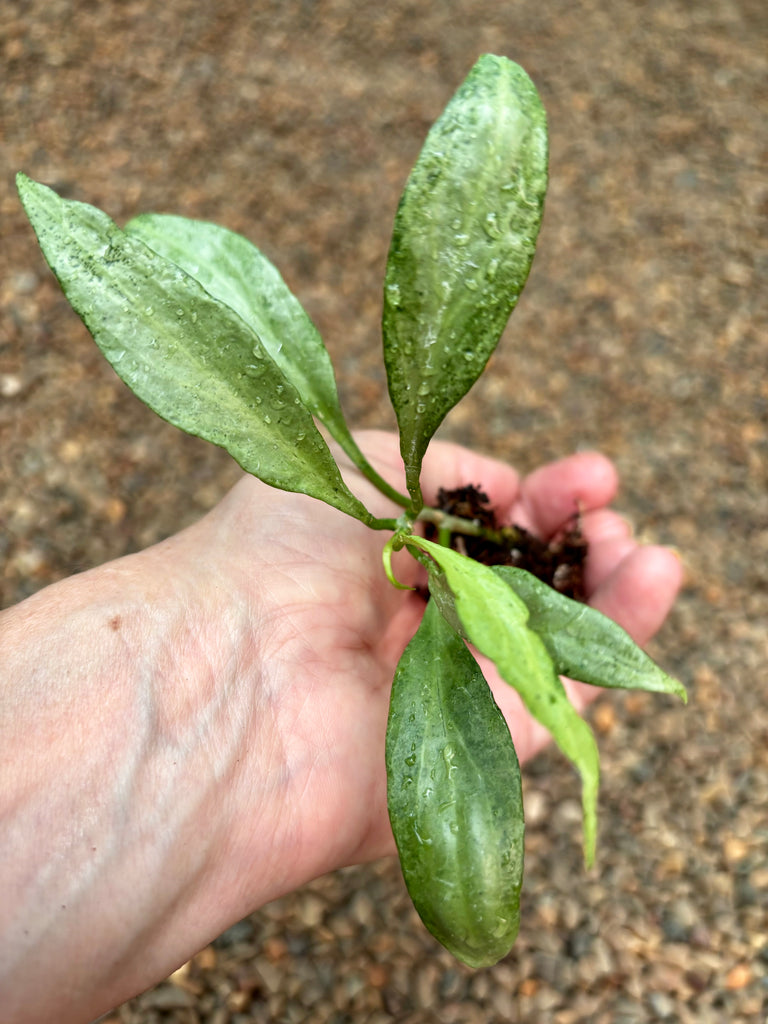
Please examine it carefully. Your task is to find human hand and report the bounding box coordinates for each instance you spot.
[192,429,683,898]
[0,430,683,1023]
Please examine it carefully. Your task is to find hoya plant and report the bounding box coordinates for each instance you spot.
[17,54,685,969]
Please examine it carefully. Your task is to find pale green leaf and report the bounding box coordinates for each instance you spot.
[17,174,374,523]
[125,216,350,441]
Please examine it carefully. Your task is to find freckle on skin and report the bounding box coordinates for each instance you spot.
[109,616,121,632]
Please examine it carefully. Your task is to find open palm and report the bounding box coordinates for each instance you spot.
[0,430,684,1024]
[196,430,683,895]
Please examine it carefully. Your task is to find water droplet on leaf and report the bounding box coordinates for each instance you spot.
[484,212,503,240]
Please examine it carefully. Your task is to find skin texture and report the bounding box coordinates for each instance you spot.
[0,431,683,1024]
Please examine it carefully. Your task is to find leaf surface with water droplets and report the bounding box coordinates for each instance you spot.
[124,213,363,457]
[407,536,599,865]
[493,566,687,701]
[16,174,373,523]
[383,54,548,502]
[386,598,524,968]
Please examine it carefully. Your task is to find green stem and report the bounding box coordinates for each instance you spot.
[404,542,435,574]
[437,525,452,548]
[369,507,524,547]
[336,433,411,508]
[367,515,402,531]
[416,506,523,547]
[405,470,424,518]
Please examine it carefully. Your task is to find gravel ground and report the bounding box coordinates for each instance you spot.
[2,1,767,1021]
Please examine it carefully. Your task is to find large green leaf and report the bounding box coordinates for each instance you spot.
[125,217,350,447]
[494,566,687,701]
[386,598,524,968]
[17,174,374,523]
[126,212,409,509]
[383,55,548,504]
[407,536,599,865]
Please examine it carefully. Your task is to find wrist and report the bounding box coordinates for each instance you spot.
[0,527,269,1021]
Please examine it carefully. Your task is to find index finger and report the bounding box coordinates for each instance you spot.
[419,438,522,512]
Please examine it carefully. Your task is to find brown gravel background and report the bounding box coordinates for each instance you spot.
[2,1,767,1021]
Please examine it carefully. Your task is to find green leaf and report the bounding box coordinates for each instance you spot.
[386,599,524,968]
[494,566,687,701]
[407,536,599,865]
[16,174,374,524]
[124,214,349,429]
[125,215,382,469]
[383,54,548,504]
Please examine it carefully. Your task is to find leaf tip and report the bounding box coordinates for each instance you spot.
[15,171,34,204]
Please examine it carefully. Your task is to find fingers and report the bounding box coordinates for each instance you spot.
[416,438,621,544]
[579,508,637,597]
[513,451,619,538]
[345,430,525,524]
[419,438,521,511]
[353,429,524,512]
[485,543,684,760]
[352,429,682,640]
[561,543,684,720]
[588,544,684,646]
[352,433,620,547]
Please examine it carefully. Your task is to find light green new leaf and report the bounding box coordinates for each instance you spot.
[494,566,687,701]
[383,54,548,504]
[407,536,599,865]
[17,174,374,523]
[386,598,524,968]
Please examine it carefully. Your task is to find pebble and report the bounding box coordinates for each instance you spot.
[724,963,752,989]
[11,270,39,294]
[137,983,195,1010]
[412,962,441,1008]
[660,897,698,942]
[0,373,24,397]
[522,786,549,826]
[297,892,327,928]
[213,919,255,947]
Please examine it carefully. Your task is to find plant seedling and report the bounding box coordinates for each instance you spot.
[17,54,685,969]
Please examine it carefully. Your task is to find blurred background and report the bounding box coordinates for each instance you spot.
[1,1,766,1021]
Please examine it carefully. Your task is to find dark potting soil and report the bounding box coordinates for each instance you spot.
[425,484,588,602]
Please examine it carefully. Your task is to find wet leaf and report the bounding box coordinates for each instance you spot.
[383,54,548,503]
[407,536,599,865]
[494,566,687,701]
[124,213,363,459]
[386,598,524,967]
[16,174,373,523]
